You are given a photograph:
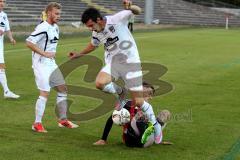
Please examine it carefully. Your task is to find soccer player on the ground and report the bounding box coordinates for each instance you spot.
[26,2,78,133]
[93,82,171,147]
[0,0,20,99]
[69,1,162,144]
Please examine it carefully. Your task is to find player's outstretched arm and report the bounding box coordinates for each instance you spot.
[6,31,16,45]
[26,41,55,58]
[69,42,96,59]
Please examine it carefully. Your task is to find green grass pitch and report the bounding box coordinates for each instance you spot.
[0,28,239,160]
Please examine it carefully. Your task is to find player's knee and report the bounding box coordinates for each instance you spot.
[0,64,5,69]
[56,85,68,93]
[95,81,105,90]
[40,91,49,98]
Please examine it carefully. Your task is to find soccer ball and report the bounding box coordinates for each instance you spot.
[112,108,130,125]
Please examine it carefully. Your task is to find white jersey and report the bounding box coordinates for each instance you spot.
[0,11,10,53]
[26,21,59,67]
[91,10,140,64]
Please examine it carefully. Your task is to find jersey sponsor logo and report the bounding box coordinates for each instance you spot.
[0,22,5,27]
[50,36,59,43]
[104,36,119,48]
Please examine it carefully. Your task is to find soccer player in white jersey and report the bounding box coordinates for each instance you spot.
[69,1,163,144]
[0,0,19,99]
[26,2,78,133]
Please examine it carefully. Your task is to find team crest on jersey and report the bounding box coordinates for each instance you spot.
[50,36,59,43]
[103,31,108,35]
[109,26,115,33]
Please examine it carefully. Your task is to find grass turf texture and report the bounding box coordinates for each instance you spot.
[0,28,239,160]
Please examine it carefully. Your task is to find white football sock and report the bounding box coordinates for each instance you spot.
[35,96,47,123]
[0,69,10,93]
[102,82,122,94]
[141,101,162,144]
[56,92,67,120]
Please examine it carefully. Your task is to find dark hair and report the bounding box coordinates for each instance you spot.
[143,81,155,95]
[81,8,103,24]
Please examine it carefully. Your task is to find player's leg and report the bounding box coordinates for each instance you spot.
[96,69,128,109]
[55,84,67,120]
[128,22,131,30]
[143,134,154,148]
[48,66,79,129]
[130,23,133,32]
[35,90,49,124]
[32,90,49,133]
[55,84,79,129]
[93,115,113,145]
[0,63,19,99]
[32,66,52,133]
[130,91,162,144]
[122,63,162,144]
[96,64,124,98]
[130,116,155,147]
[0,64,9,93]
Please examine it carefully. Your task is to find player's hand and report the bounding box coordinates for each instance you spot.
[10,38,16,45]
[44,51,55,58]
[68,51,83,59]
[123,0,132,9]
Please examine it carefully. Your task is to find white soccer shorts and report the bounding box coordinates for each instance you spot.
[33,63,65,92]
[101,61,143,91]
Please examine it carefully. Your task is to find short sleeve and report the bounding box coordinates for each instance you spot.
[91,32,101,47]
[0,13,10,32]
[26,24,47,44]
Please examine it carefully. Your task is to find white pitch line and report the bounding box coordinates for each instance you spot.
[5,34,160,53]
[5,42,88,53]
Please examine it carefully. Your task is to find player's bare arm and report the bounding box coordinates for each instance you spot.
[6,30,16,45]
[0,29,4,36]
[26,41,55,58]
[69,42,96,59]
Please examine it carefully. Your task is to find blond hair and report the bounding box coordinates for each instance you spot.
[45,2,62,13]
